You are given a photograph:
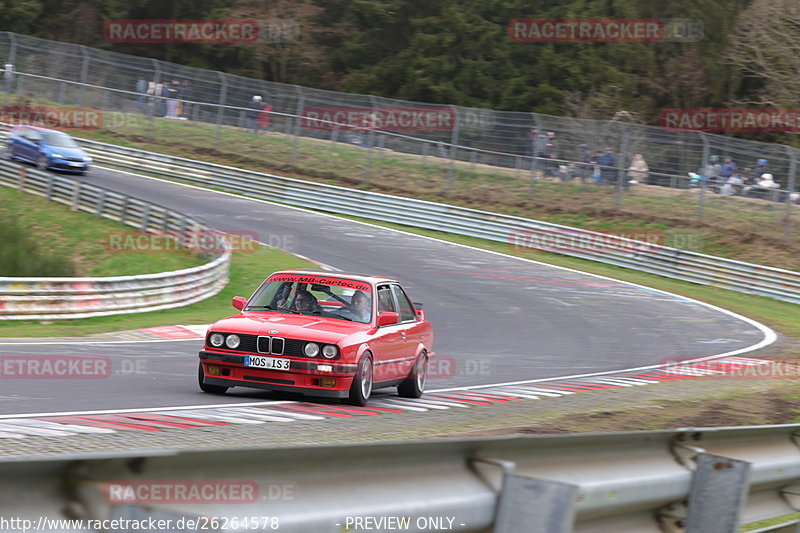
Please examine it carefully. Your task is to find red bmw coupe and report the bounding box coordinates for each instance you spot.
[198,270,434,405]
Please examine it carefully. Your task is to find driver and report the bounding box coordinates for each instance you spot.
[293,290,319,313]
[346,290,371,321]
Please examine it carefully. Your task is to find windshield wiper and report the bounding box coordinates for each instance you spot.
[246,305,299,314]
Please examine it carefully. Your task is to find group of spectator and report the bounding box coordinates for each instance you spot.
[692,155,789,200]
[135,77,192,119]
[522,129,800,204]
[526,129,654,188]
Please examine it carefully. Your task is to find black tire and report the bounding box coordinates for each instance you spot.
[198,363,228,394]
[398,352,427,398]
[347,354,373,406]
[36,155,49,171]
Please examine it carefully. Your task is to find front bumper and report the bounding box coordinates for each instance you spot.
[49,159,89,172]
[199,350,357,398]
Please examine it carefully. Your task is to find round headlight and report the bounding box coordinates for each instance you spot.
[322,345,338,359]
[225,334,241,349]
[209,333,224,347]
[304,342,320,357]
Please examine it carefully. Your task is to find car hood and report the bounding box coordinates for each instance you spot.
[210,313,368,343]
[44,145,86,158]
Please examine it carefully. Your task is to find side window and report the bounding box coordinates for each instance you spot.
[391,285,416,322]
[376,285,396,315]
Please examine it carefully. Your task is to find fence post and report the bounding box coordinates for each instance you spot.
[214,71,227,149]
[528,112,543,200]
[783,145,797,243]
[363,95,378,184]
[445,104,460,195]
[615,124,629,211]
[78,46,90,108]
[147,58,160,140]
[290,85,304,170]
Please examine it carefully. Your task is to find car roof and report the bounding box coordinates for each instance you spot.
[12,126,70,134]
[270,269,398,284]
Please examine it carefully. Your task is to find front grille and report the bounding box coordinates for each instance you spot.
[209,332,338,359]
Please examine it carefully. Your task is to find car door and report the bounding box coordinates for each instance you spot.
[370,284,405,382]
[390,284,423,374]
[9,128,27,160]
[21,130,40,162]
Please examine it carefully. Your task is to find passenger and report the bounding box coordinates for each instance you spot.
[293,290,319,313]
[345,290,372,321]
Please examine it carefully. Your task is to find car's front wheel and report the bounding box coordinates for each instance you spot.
[198,363,228,394]
[36,155,49,171]
[398,352,427,398]
[347,354,373,406]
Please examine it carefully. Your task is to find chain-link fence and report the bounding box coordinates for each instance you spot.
[0,31,797,247]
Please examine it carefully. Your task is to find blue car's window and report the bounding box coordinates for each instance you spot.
[41,132,79,148]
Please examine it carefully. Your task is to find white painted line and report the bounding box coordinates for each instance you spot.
[219,407,325,421]
[0,400,296,420]
[377,398,450,410]
[214,408,295,423]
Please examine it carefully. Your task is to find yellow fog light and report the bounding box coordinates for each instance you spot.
[320,378,336,388]
[207,365,221,376]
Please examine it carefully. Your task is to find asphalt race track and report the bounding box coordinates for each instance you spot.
[0,166,773,415]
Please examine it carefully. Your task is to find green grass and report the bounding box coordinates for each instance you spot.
[6,93,795,269]
[0,184,317,337]
[741,513,800,532]
[0,244,315,337]
[0,186,204,276]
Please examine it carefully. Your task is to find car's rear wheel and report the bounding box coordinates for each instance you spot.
[398,352,427,398]
[198,363,228,394]
[347,354,373,406]
[36,155,49,171]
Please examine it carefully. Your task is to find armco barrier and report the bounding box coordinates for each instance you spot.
[5,425,800,532]
[0,160,230,320]
[78,137,800,305]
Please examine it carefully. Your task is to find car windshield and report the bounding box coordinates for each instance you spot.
[245,274,374,324]
[42,132,79,148]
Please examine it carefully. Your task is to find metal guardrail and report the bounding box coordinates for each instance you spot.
[0,160,231,320]
[79,138,800,306]
[5,424,800,532]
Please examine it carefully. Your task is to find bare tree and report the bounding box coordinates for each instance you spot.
[726,0,800,107]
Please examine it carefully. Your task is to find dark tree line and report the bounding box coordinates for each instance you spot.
[0,0,770,128]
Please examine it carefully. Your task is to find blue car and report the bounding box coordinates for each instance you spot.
[5,126,92,173]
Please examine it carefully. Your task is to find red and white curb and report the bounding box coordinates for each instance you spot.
[0,356,779,438]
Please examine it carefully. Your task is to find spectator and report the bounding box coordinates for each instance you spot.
[247,95,263,132]
[752,158,769,178]
[591,150,603,184]
[596,147,616,185]
[701,155,721,180]
[752,173,780,200]
[258,99,273,133]
[720,174,743,196]
[544,132,559,176]
[627,153,649,184]
[719,156,737,180]
[579,144,592,183]
[159,82,170,117]
[526,128,542,171]
[165,80,181,118]
[135,77,147,114]
[180,80,192,119]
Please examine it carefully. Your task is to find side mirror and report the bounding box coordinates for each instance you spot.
[232,296,247,311]
[377,312,399,327]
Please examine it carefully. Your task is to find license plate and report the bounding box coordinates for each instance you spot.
[244,355,291,371]
[69,162,83,166]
